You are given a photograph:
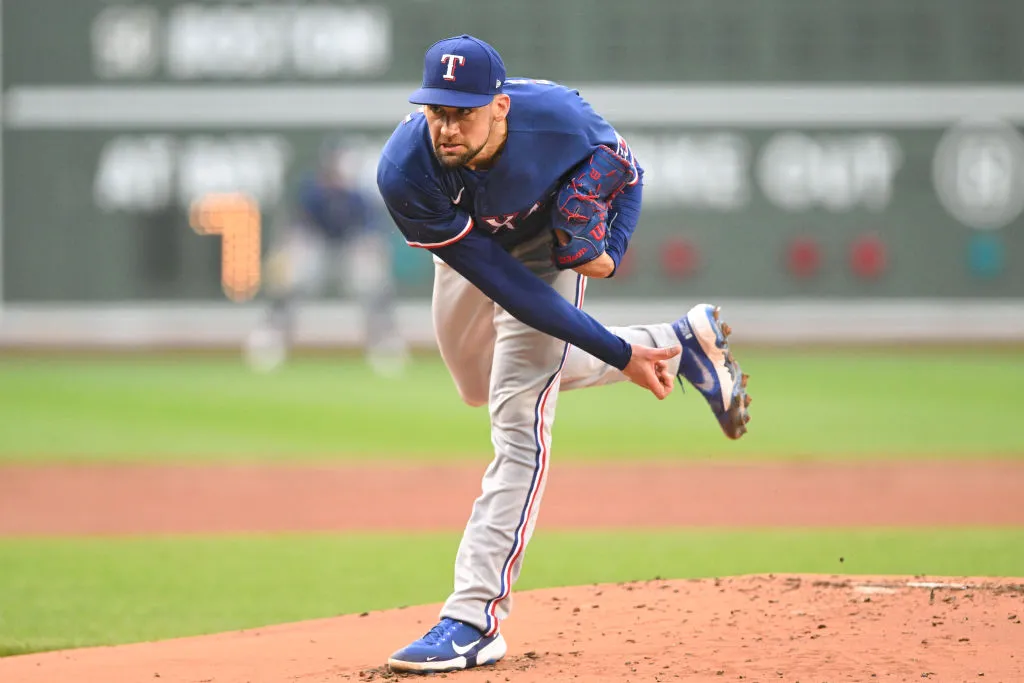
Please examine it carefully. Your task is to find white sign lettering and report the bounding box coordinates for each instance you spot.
[94,136,175,212]
[757,133,903,212]
[94,135,291,212]
[93,4,392,79]
[625,134,751,210]
[91,5,160,78]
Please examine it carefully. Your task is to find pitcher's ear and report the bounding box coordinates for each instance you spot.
[492,94,511,121]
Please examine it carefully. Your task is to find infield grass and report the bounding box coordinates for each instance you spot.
[1,529,1023,656]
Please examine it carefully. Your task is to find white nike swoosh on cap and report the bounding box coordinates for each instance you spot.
[452,638,481,655]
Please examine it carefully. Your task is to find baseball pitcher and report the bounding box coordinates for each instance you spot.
[377,34,752,673]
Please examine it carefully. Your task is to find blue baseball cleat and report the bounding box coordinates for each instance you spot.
[387,617,507,674]
[672,303,752,440]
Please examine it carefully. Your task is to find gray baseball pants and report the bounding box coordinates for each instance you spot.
[431,234,680,636]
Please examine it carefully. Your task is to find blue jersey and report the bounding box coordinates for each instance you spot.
[377,79,639,253]
[295,172,373,241]
[376,79,643,371]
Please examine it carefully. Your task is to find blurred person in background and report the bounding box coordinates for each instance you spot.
[245,138,409,376]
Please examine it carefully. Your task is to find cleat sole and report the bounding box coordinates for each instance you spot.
[676,303,752,441]
[707,310,751,440]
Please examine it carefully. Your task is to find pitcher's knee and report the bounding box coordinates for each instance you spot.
[457,386,489,408]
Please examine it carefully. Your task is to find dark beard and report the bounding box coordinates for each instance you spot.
[433,123,491,169]
[433,140,486,168]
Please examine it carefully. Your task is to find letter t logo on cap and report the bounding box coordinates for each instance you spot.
[440,54,466,81]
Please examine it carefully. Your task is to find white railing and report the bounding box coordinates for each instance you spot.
[2,299,1023,348]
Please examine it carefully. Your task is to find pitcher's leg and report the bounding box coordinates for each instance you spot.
[441,271,584,635]
[432,258,497,407]
[560,323,681,391]
[566,304,754,439]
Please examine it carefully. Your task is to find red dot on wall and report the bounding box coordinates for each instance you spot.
[850,233,888,280]
[660,238,700,279]
[786,237,822,279]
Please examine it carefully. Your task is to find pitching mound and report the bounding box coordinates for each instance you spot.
[3,574,1022,682]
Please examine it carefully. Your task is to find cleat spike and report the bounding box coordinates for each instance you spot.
[741,373,749,388]
[721,322,732,337]
[744,395,752,407]
[713,306,720,321]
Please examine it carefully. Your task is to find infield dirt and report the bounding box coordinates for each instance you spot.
[1,461,1022,682]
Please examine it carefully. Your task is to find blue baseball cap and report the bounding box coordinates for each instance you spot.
[409,35,506,109]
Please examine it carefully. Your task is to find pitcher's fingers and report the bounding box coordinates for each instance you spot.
[656,366,672,391]
[656,360,673,388]
[651,373,670,400]
[656,344,682,359]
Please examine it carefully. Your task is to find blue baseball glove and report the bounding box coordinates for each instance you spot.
[551,145,636,270]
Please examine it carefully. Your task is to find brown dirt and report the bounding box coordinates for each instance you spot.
[1,461,1023,682]
[2,461,1024,535]
[2,576,1022,682]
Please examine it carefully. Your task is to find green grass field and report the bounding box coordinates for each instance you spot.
[1,349,1022,461]
[3,529,1023,656]
[1,349,1021,657]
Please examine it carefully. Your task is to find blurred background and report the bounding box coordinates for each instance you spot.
[1,0,1023,354]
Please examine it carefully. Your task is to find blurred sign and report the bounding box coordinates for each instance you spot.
[2,0,1023,303]
[7,0,1024,86]
[933,119,1024,231]
[5,120,1023,302]
[629,132,903,213]
[94,135,292,212]
[92,4,391,80]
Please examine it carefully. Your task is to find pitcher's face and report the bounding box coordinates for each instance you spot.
[424,95,509,169]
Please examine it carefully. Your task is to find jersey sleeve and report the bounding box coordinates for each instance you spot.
[376,157,474,249]
[606,178,642,274]
[431,228,633,370]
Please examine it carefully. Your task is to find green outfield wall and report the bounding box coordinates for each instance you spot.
[2,0,1023,304]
